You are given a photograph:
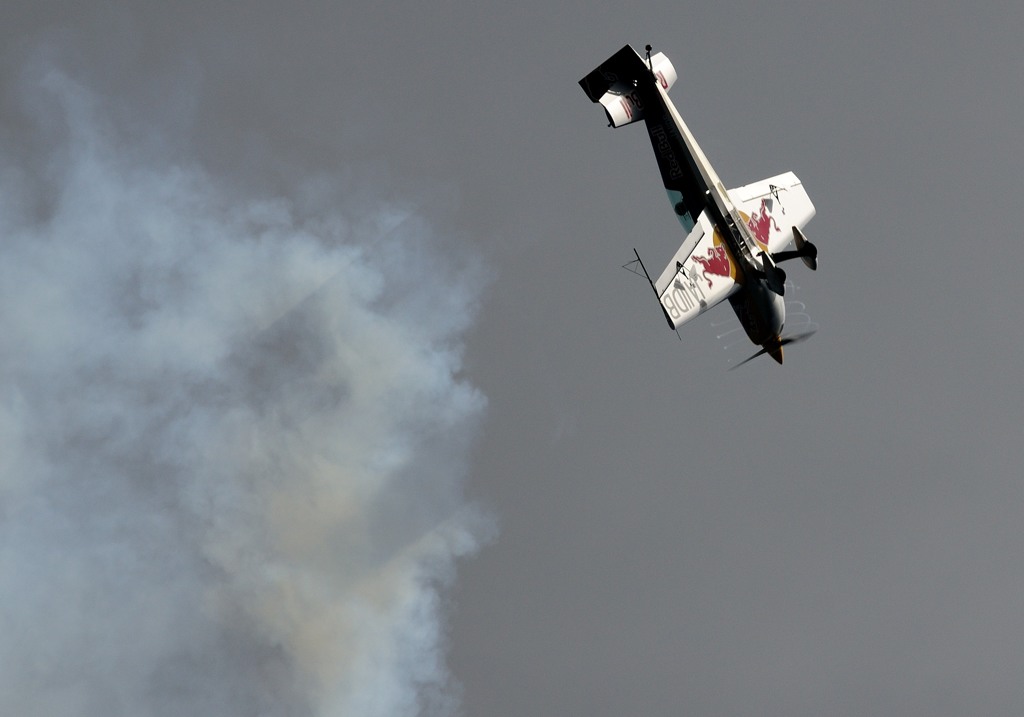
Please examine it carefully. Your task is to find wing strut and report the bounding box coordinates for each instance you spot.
[623,249,680,337]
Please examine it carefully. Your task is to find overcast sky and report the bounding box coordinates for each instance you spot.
[1,2,1023,716]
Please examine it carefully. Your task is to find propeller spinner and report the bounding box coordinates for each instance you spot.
[729,330,817,370]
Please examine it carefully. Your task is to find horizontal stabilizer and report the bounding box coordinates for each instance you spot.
[578,45,648,102]
[579,44,677,128]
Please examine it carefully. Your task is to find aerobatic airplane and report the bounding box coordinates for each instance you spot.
[580,44,819,366]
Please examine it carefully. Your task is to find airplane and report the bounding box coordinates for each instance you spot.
[579,44,819,366]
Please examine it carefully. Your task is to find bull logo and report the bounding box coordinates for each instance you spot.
[691,245,731,288]
[746,198,780,249]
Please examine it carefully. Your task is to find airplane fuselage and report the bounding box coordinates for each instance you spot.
[579,44,816,365]
[645,83,787,356]
[729,280,785,345]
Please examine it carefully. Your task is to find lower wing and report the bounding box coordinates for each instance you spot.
[653,211,743,330]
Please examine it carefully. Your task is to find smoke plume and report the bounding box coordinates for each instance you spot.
[0,54,488,716]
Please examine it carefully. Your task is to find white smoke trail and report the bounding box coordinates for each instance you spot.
[0,57,489,717]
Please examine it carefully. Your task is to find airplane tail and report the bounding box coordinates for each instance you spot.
[579,44,677,128]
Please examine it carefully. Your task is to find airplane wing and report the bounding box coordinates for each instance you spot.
[653,211,743,329]
[728,171,816,255]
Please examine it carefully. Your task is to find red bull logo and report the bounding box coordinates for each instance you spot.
[692,244,731,288]
[745,198,780,249]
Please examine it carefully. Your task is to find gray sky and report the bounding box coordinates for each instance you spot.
[1,2,1023,716]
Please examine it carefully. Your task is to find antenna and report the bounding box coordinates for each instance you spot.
[645,44,653,72]
[626,248,678,335]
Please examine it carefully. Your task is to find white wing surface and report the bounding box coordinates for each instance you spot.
[729,171,816,255]
[653,211,743,329]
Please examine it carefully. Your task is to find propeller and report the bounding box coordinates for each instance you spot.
[729,330,817,370]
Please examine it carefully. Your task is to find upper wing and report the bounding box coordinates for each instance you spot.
[654,211,743,329]
[729,172,816,254]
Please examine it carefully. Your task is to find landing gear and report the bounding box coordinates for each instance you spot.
[771,227,818,271]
